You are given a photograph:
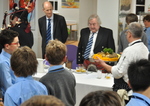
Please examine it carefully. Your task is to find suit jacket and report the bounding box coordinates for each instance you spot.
[118,29,148,54]
[77,27,115,64]
[38,14,68,58]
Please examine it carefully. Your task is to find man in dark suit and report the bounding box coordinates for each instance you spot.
[77,14,115,65]
[38,1,68,58]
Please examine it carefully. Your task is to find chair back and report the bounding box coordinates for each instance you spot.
[66,45,78,62]
[72,59,78,69]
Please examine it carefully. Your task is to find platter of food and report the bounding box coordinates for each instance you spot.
[92,48,120,62]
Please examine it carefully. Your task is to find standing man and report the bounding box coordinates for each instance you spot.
[77,14,115,65]
[95,22,149,93]
[118,13,147,54]
[38,1,68,58]
[143,14,150,52]
[0,29,20,97]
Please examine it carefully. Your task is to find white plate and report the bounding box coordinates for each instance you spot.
[72,69,86,73]
[73,70,93,74]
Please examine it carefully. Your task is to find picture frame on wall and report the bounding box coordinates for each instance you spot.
[61,0,79,8]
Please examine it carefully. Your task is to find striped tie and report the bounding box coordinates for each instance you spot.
[84,33,94,59]
[46,19,51,44]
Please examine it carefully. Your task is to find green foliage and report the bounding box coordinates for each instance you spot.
[103,48,114,54]
[67,28,70,35]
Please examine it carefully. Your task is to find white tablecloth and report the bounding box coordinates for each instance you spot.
[33,69,114,106]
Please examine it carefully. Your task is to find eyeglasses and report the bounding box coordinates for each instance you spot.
[10,42,19,46]
[88,23,97,26]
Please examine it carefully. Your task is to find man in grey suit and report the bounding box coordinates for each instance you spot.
[77,14,115,65]
[38,1,68,58]
[118,13,147,54]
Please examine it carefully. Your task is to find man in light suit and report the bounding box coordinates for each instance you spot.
[38,1,68,58]
[77,14,115,65]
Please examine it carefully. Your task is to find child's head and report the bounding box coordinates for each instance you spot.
[79,90,122,106]
[45,40,67,65]
[128,59,150,92]
[21,95,65,106]
[11,46,38,77]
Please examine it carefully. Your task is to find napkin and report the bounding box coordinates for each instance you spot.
[117,89,129,106]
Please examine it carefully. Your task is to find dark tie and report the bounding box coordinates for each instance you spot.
[144,28,147,32]
[84,33,94,59]
[46,19,51,44]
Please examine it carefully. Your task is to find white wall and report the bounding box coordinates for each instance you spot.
[97,0,119,51]
[58,1,79,23]
[33,0,45,58]
[79,0,97,30]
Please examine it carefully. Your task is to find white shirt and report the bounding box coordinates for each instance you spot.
[46,14,54,40]
[88,31,98,58]
[111,39,149,83]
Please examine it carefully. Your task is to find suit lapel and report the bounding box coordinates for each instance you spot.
[53,14,56,36]
[84,30,91,47]
[94,27,103,49]
[43,16,47,37]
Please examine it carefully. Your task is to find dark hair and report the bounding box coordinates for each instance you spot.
[79,90,122,106]
[46,40,66,65]
[143,15,150,22]
[21,95,65,106]
[0,29,19,48]
[128,59,150,92]
[11,46,38,77]
[126,13,138,24]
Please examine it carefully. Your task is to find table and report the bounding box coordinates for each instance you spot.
[67,23,77,40]
[33,69,114,106]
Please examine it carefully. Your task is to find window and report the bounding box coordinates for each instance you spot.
[48,0,58,11]
[136,0,145,15]
[136,0,145,5]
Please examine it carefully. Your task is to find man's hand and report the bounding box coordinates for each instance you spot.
[94,56,112,73]
[94,56,105,65]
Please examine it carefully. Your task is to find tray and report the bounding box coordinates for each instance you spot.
[89,58,118,62]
